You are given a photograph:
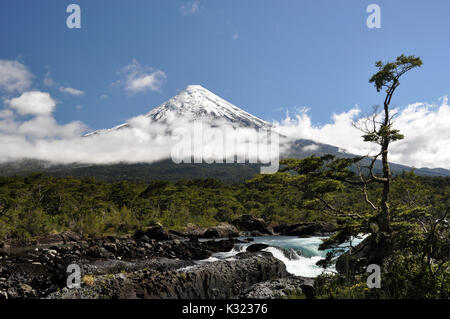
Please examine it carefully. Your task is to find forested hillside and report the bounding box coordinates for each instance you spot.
[0,170,448,242]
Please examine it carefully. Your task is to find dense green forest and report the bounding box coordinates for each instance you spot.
[0,169,448,242]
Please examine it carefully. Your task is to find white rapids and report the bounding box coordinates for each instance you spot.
[189,235,366,278]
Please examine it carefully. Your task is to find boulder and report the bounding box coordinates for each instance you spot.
[191,249,212,260]
[87,246,114,259]
[134,225,172,241]
[281,222,336,236]
[203,223,239,238]
[232,215,274,235]
[272,223,290,234]
[246,243,269,253]
[179,223,206,239]
[168,230,188,239]
[60,231,81,242]
[201,238,236,253]
[37,231,81,245]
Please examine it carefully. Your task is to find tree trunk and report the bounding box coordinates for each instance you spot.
[370,97,394,264]
[379,137,391,234]
[377,83,396,235]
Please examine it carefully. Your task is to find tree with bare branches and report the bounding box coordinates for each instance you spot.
[353,55,423,254]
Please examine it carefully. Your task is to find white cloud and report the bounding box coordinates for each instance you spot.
[118,59,167,95]
[275,97,450,169]
[0,88,449,170]
[126,72,166,94]
[59,86,85,96]
[232,31,239,40]
[17,115,85,139]
[43,72,56,87]
[302,144,319,152]
[0,60,33,93]
[100,94,109,100]
[5,91,56,116]
[0,92,84,146]
[180,1,200,16]
[0,107,279,167]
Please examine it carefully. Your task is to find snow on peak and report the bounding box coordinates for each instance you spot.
[85,85,270,136]
[145,85,271,128]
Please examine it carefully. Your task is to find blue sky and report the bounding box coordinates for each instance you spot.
[1,0,449,130]
[0,1,450,169]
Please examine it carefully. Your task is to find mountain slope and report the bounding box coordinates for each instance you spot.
[1,85,449,180]
[86,85,271,136]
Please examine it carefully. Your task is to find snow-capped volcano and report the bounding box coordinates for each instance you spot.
[147,85,270,127]
[86,85,270,136]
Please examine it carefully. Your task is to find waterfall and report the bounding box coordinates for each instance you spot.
[188,235,366,278]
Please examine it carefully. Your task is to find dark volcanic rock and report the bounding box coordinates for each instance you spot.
[168,230,188,239]
[0,234,239,299]
[276,222,336,236]
[273,223,289,234]
[134,225,172,241]
[201,239,236,253]
[203,223,239,238]
[240,276,314,299]
[37,231,81,245]
[183,223,206,238]
[79,258,194,275]
[86,246,114,259]
[232,215,274,235]
[47,252,290,299]
[173,223,240,239]
[279,247,301,260]
[246,243,269,252]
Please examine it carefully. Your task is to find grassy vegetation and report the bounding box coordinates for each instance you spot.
[82,275,95,287]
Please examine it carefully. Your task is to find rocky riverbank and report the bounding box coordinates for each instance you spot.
[0,218,329,299]
[0,233,240,299]
[47,252,294,299]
